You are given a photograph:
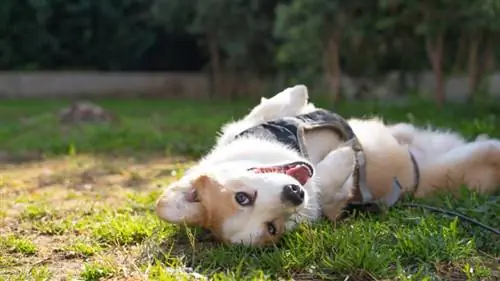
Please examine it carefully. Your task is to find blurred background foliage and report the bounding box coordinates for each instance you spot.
[1,0,499,104]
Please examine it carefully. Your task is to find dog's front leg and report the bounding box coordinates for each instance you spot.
[216,85,314,146]
[246,84,312,121]
[314,146,356,221]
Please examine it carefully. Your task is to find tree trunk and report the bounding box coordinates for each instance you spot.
[324,26,342,102]
[453,31,467,73]
[482,35,495,74]
[425,32,445,107]
[207,32,222,99]
[475,35,495,98]
[467,34,481,96]
[421,0,445,106]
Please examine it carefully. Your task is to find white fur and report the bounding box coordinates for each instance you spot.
[156,85,500,246]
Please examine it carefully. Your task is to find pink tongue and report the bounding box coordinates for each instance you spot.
[286,165,310,185]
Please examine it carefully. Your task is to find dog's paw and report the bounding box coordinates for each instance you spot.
[300,102,317,114]
[263,84,309,115]
[249,85,310,121]
[271,84,309,108]
[475,134,490,141]
[315,146,355,192]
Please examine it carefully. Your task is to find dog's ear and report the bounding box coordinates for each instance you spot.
[260,97,268,103]
[155,175,214,227]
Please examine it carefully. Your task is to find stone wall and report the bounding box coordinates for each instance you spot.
[0,72,210,99]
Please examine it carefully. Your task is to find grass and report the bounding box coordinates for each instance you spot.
[0,96,499,280]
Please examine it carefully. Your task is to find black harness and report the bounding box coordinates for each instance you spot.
[235,108,420,210]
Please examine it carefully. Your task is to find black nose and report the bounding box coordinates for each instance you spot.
[281,184,305,206]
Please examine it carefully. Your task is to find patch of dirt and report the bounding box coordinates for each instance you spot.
[0,154,194,279]
[434,262,469,281]
[342,271,378,281]
[0,150,44,164]
[434,260,500,281]
[0,235,81,279]
[59,100,117,124]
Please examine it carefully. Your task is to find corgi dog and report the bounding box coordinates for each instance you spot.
[155,85,500,246]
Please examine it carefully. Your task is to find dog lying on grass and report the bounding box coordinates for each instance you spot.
[155,85,500,246]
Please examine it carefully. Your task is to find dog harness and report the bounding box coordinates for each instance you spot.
[234,108,420,209]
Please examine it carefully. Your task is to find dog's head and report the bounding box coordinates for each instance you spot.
[155,161,316,246]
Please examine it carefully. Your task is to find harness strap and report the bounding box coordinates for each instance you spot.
[409,151,420,192]
[347,150,420,208]
[234,108,423,209]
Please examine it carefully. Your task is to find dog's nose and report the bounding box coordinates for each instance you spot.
[281,184,305,206]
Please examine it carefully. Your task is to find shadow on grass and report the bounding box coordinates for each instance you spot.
[1,97,500,165]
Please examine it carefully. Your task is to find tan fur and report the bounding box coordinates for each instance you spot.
[155,175,242,230]
[349,119,416,198]
[302,118,418,220]
[388,122,500,197]
[191,175,240,236]
[192,175,287,244]
[309,117,500,220]
[251,217,287,246]
[416,142,500,197]
[155,85,500,246]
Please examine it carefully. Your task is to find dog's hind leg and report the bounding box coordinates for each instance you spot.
[416,139,500,198]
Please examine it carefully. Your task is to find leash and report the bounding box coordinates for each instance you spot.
[392,153,499,235]
[399,202,500,235]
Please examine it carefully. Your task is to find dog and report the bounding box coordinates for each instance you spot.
[155,85,500,246]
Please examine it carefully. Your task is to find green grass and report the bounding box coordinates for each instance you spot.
[0,97,499,280]
[0,235,37,255]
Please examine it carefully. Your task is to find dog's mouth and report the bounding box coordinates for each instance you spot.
[248,161,314,185]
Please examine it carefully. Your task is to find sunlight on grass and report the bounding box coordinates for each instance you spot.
[0,99,499,280]
[62,240,102,258]
[0,235,37,256]
[80,262,115,281]
[90,212,164,246]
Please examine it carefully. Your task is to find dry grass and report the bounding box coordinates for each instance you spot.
[0,155,194,280]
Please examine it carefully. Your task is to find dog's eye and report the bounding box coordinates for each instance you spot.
[267,222,277,236]
[234,192,252,206]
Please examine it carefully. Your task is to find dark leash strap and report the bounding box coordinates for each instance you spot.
[398,203,500,236]
[402,152,498,235]
[342,201,500,236]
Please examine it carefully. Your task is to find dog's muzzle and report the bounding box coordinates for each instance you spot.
[281,184,305,206]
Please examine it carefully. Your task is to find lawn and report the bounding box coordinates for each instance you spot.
[0,97,499,281]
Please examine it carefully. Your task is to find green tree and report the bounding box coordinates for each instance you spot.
[460,0,500,96]
[0,0,157,71]
[151,0,278,98]
[275,1,402,101]
[275,0,355,101]
[379,0,460,106]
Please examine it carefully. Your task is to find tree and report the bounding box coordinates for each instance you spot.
[0,0,157,71]
[384,0,460,106]
[275,0,364,102]
[151,0,279,99]
[460,0,500,97]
